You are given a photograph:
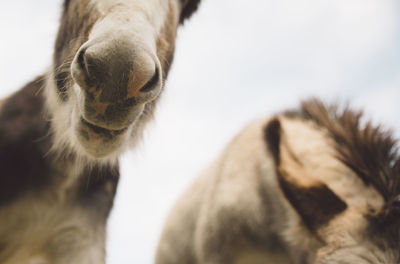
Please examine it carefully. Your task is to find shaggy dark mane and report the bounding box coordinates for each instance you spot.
[287,99,400,208]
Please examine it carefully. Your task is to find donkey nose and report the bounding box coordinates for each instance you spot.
[72,41,161,104]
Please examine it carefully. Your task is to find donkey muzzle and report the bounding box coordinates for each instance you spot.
[71,37,162,130]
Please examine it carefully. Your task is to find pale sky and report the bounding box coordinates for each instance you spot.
[1,0,400,263]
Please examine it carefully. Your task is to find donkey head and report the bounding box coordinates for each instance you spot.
[48,0,200,160]
[265,101,400,264]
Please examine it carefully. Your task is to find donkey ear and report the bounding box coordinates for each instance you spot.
[180,0,201,24]
[264,118,347,231]
[264,118,282,166]
[278,174,347,231]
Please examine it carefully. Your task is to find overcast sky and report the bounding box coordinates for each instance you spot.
[1,0,400,263]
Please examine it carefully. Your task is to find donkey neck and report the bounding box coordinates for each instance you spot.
[0,77,52,206]
[0,76,119,209]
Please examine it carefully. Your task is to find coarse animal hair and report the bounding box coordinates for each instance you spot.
[298,99,400,203]
[0,0,202,263]
[156,98,400,264]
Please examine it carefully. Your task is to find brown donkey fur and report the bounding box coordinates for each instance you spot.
[156,99,400,264]
[0,0,201,263]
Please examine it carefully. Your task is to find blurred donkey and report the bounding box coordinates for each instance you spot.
[157,99,400,264]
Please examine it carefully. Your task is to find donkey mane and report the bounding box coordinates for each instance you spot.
[286,99,400,213]
[300,99,399,201]
[283,99,400,252]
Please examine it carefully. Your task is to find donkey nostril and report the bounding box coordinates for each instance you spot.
[77,48,87,71]
[71,48,91,89]
[140,68,160,93]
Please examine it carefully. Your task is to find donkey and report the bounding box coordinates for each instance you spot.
[0,0,200,263]
[156,99,400,264]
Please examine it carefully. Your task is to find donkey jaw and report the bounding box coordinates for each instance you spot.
[75,117,130,158]
[45,75,148,162]
[74,104,144,159]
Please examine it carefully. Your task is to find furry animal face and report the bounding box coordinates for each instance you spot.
[47,0,200,162]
